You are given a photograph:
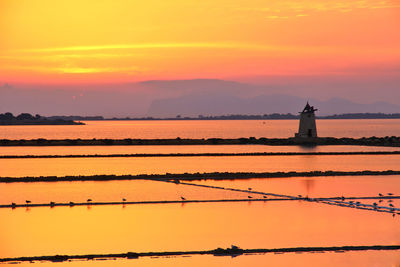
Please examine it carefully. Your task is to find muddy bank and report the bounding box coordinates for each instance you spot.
[0,136,399,147]
[1,170,399,183]
[1,245,399,263]
[1,151,400,159]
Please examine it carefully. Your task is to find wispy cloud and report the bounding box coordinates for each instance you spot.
[17,43,240,53]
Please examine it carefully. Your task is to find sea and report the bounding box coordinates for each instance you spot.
[1,119,400,266]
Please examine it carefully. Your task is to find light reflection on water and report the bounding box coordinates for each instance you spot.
[0,119,399,140]
[4,252,400,267]
[0,180,252,204]
[198,175,400,198]
[1,201,399,259]
[0,154,399,177]
[0,144,399,156]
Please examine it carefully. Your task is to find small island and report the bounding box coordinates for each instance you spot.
[0,112,84,125]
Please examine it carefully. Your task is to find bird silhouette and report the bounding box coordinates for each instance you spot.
[122,198,126,202]
[25,200,31,204]
[50,201,55,206]
[379,193,383,196]
[389,204,394,207]
[388,193,393,195]
[248,188,252,191]
[87,199,92,202]
[69,202,74,206]
[248,196,253,199]
[263,196,267,198]
[180,196,186,201]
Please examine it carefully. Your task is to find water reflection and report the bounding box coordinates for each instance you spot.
[5,252,400,267]
[0,119,399,140]
[1,145,399,156]
[1,202,399,258]
[1,155,399,177]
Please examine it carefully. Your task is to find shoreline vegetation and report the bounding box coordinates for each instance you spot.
[45,113,400,120]
[0,136,399,146]
[1,245,400,263]
[1,170,400,183]
[1,151,400,159]
[0,112,83,125]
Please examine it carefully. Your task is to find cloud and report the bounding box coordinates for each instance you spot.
[17,43,241,53]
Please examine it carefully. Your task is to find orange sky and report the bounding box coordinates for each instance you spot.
[0,0,399,84]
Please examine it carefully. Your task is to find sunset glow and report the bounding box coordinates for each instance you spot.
[1,0,399,84]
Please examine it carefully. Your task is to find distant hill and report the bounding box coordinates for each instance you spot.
[147,94,400,117]
[1,78,400,117]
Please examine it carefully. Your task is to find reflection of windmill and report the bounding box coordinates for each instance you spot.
[301,179,315,195]
[295,102,318,138]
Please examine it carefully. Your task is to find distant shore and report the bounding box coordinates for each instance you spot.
[47,113,400,121]
[0,136,399,147]
[0,112,84,125]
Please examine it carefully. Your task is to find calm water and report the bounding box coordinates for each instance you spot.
[1,120,399,266]
[0,144,399,156]
[199,175,400,198]
[1,154,399,177]
[0,119,400,140]
[1,201,399,258]
[8,252,400,267]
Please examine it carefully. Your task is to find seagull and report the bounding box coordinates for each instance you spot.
[122,198,126,202]
[87,199,92,202]
[180,196,186,201]
[263,196,267,198]
[50,201,55,206]
[25,200,31,204]
[248,196,253,199]
[69,202,74,206]
[389,204,394,207]
[379,193,383,196]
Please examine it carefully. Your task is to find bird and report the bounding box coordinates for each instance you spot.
[298,195,302,198]
[11,202,16,207]
[379,193,383,196]
[87,199,92,202]
[25,200,31,204]
[389,204,394,207]
[180,196,186,201]
[50,201,55,206]
[122,198,126,202]
[263,196,267,198]
[69,202,74,206]
[388,200,393,203]
[248,188,252,191]
[388,193,393,195]
[248,196,253,199]
[341,196,345,201]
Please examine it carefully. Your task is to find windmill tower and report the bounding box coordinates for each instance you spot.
[295,102,317,138]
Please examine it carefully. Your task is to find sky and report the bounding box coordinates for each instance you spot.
[0,0,399,84]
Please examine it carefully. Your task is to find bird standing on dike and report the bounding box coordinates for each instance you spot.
[87,199,92,202]
[26,200,31,204]
[180,196,186,201]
